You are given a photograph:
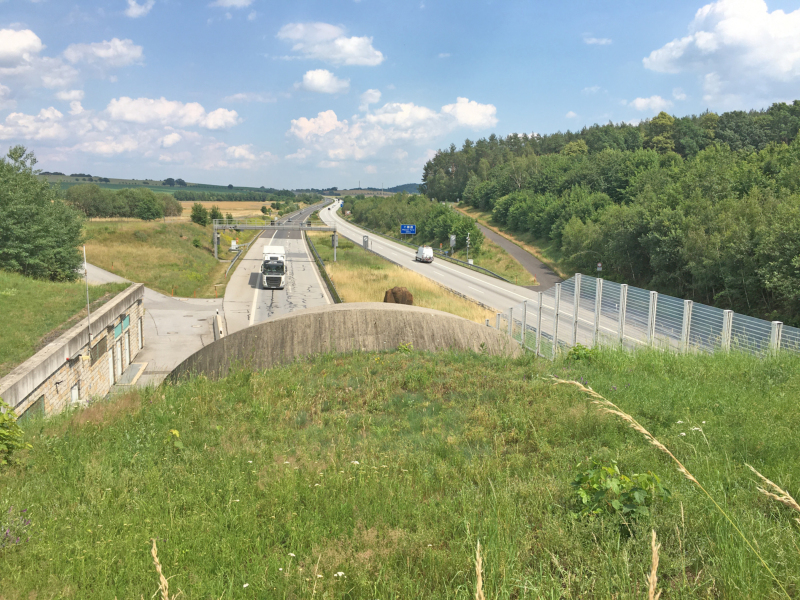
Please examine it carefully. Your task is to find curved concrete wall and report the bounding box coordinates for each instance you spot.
[168,303,520,382]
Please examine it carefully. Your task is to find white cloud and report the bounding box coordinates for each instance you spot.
[359,88,381,111]
[300,69,350,94]
[364,165,377,173]
[159,132,182,147]
[565,111,578,118]
[68,101,84,116]
[627,95,673,112]
[644,0,800,105]
[0,29,44,64]
[673,87,687,100]
[584,37,612,45]
[64,38,143,67]
[226,144,256,160]
[247,11,256,21]
[318,160,340,168]
[222,92,275,103]
[0,107,67,141]
[0,84,15,110]
[56,89,84,101]
[106,97,239,129]
[581,86,601,94]
[441,97,498,128]
[210,0,253,6]
[124,0,155,18]
[438,52,451,58]
[288,97,498,164]
[277,22,384,66]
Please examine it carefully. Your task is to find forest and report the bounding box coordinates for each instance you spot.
[65,184,183,220]
[172,189,295,203]
[421,102,800,325]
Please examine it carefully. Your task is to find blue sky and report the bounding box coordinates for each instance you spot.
[1,0,799,188]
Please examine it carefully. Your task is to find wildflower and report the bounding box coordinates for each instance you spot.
[351,461,359,465]
[248,460,253,463]
[317,574,323,578]
[680,432,686,436]
[243,583,249,588]
[677,420,684,424]
[702,421,706,424]
[288,553,296,557]
[691,427,702,431]
[612,386,617,391]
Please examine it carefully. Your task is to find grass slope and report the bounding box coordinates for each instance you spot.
[308,231,494,323]
[84,221,257,298]
[2,348,799,598]
[0,271,129,378]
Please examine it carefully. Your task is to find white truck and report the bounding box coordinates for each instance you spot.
[415,246,434,263]
[261,245,286,289]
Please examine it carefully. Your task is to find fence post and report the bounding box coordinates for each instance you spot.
[552,283,561,360]
[769,321,783,353]
[647,291,658,346]
[535,292,543,357]
[571,273,582,347]
[496,313,501,330]
[681,300,693,353]
[593,278,603,346]
[618,284,628,345]
[508,307,514,338]
[520,300,528,348]
[721,310,734,351]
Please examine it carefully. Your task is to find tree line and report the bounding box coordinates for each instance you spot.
[173,189,296,203]
[343,194,484,253]
[66,184,183,220]
[421,101,800,325]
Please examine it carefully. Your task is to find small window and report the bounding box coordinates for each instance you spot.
[71,384,80,405]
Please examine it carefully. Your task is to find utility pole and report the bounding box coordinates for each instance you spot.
[83,246,92,343]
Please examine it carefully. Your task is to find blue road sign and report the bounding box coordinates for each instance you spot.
[400,224,416,235]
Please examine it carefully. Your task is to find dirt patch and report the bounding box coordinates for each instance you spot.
[312,523,409,571]
[44,391,141,437]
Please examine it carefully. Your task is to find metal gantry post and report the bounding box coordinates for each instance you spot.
[535,292,543,357]
[721,310,734,351]
[213,226,218,259]
[552,283,561,360]
[681,300,693,353]
[593,278,603,346]
[618,284,628,345]
[769,321,784,353]
[508,307,514,338]
[647,291,658,347]
[571,273,582,347]
[520,300,528,348]
[496,313,501,330]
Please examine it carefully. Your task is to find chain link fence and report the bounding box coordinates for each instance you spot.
[492,273,799,359]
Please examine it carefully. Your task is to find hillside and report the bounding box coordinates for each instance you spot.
[2,347,799,598]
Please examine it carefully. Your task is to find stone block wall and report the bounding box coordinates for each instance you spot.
[0,284,146,419]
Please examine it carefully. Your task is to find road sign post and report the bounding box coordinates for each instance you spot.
[466,233,471,263]
[332,232,338,262]
[363,235,369,250]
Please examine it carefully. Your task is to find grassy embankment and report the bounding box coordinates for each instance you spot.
[307,231,495,323]
[0,271,129,378]
[456,204,570,279]
[2,347,799,598]
[84,221,258,298]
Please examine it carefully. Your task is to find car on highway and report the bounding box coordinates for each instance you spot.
[415,246,434,263]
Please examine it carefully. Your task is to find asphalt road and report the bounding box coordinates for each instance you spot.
[223,204,331,335]
[319,199,539,312]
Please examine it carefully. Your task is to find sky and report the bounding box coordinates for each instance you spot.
[1,0,799,189]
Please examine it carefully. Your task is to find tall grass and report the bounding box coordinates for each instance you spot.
[309,232,495,324]
[2,347,799,598]
[0,270,128,377]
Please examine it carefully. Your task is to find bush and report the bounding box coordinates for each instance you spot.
[0,146,84,281]
[135,194,164,221]
[192,238,202,248]
[190,203,209,227]
[0,398,30,467]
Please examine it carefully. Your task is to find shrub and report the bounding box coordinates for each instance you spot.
[0,398,30,467]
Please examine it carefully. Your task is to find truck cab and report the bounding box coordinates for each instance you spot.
[261,245,286,289]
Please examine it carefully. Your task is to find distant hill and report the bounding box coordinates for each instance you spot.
[387,183,421,194]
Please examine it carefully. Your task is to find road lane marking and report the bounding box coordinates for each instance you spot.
[249,230,277,326]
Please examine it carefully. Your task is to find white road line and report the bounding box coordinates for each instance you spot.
[249,230,277,326]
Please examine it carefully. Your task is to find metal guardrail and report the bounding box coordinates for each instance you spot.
[492,273,800,360]
[305,233,342,304]
[336,219,511,283]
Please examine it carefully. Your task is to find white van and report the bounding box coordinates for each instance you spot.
[415,246,434,263]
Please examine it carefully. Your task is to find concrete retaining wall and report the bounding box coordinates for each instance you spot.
[0,284,146,417]
[169,302,520,382]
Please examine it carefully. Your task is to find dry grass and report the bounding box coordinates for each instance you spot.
[746,464,800,525]
[475,540,485,600]
[455,205,569,278]
[326,261,495,324]
[647,530,662,600]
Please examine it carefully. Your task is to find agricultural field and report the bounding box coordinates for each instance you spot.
[177,200,276,219]
[40,173,270,195]
[0,270,128,378]
[84,221,258,298]
[307,231,494,324]
[2,347,799,598]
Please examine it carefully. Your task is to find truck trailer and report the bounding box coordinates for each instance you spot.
[261,245,286,289]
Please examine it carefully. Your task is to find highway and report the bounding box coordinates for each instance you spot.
[223,203,331,335]
[318,199,540,312]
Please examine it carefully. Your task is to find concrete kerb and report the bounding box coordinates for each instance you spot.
[167,302,521,383]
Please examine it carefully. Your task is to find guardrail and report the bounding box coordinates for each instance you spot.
[491,273,800,359]
[334,218,511,283]
[305,232,342,304]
